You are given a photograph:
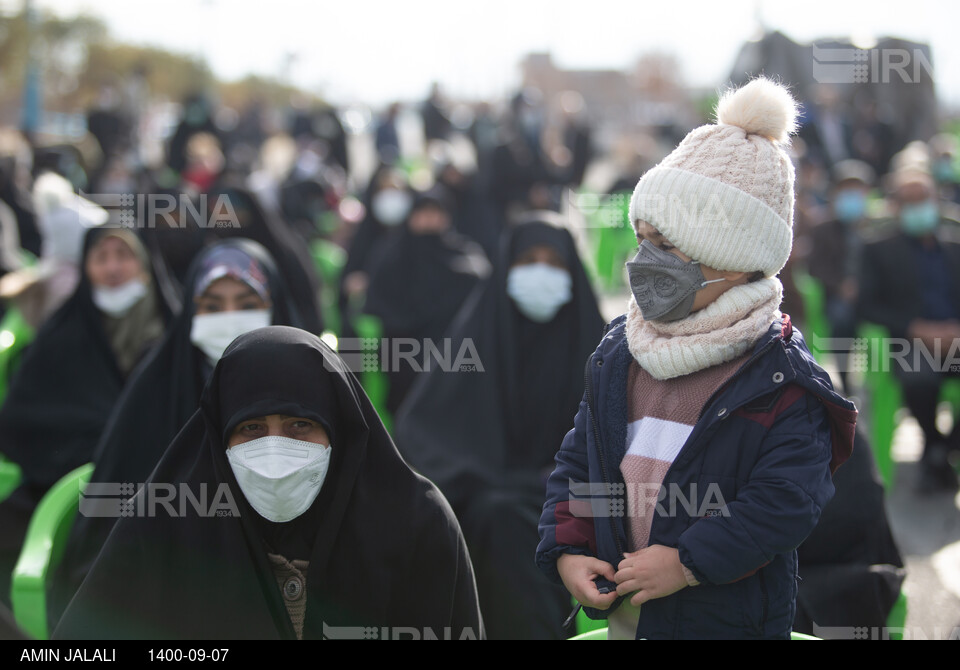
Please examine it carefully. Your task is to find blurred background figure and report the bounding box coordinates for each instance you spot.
[394,215,604,640]
[337,165,412,337]
[361,185,490,415]
[857,169,960,492]
[807,159,877,393]
[375,102,402,166]
[420,82,452,148]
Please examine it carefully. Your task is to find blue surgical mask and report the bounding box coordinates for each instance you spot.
[900,200,940,236]
[933,159,955,184]
[506,263,572,323]
[833,189,867,223]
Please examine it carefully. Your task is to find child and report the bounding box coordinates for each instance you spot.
[536,78,857,640]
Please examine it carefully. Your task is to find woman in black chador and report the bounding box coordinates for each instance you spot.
[54,326,484,640]
[48,239,305,627]
[394,214,605,639]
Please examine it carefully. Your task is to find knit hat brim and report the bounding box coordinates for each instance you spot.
[629,166,793,277]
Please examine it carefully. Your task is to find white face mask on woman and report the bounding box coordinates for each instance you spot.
[506,263,572,323]
[190,310,272,366]
[371,189,412,227]
[225,435,331,523]
[91,277,149,317]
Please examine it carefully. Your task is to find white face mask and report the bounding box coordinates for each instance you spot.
[190,309,271,366]
[371,189,412,227]
[91,277,148,317]
[506,263,572,323]
[225,435,331,523]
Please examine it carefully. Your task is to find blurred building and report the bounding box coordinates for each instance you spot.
[519,52,703,155]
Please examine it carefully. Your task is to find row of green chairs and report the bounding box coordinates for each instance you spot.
[794,272,960,491]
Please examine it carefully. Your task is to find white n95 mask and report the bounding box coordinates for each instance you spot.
[225,435,332,523]
[190,309,271,365]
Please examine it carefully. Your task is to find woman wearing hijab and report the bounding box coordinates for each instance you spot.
[394,214,605,640]
[48,239,304,627]
[204,181,325,335]
[0,227,169,606]
[362,185,490,415]
[337,165,413,338]
[54,326,484,640]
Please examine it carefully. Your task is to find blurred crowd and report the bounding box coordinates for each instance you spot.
[0,72,956,639]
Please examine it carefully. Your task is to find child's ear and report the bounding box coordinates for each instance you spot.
[718,269,751,283]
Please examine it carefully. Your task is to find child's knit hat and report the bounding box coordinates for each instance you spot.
[628,77,799,278]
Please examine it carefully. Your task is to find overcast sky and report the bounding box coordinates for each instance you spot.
[14,0,960,108]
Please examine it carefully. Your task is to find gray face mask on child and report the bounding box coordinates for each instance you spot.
[625,240,726,322]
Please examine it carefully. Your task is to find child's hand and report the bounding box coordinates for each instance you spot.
[614,545,689,606]
[557,553,618,610]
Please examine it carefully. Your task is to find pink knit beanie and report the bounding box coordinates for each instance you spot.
[628,77,799,278]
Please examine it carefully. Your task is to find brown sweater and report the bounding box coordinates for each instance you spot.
[267,552,310,640]
[608,355,747,640]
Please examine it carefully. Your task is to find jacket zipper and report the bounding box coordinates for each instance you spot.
[758,567,769,631]
[583,353,625,561]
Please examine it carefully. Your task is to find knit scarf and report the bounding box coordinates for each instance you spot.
[625,277,783,380]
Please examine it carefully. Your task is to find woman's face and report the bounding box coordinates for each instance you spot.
[194,276,271,315]
[85,235,145,288]
[227,414,329,448]
[510,244,566,270]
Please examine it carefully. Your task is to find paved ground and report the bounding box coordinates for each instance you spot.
[886,414,960,640]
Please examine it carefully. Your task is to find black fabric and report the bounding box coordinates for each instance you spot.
[793,429,906,637]
[393,216,605,639]
[0,228,170,605]
[336,164,404,338]
[362,188,489,414]
[48,239,303,627]
[53,326,484,640]
[205,181,324,335]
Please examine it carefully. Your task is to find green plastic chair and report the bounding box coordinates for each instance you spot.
[582,190,635,292]
[310,238,347,337]
[792,270,830,365]
[0,455,22,503]
[350,313,392,434]
[858,322,960,491]
[0,306,36,406]
[11,462,94,640]
[567,626,821,640]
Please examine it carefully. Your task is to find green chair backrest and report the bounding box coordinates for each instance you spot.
[0,455,22,503]
[348,314,391,434]
[310,238,348,338]
[792,270,830,364]
[11,462,94,640]
[566,626,821,640]
[0,306,36,406]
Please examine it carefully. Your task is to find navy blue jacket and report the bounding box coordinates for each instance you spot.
[536,314,857,639]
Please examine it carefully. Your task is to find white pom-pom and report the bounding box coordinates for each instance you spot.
[716,77,799,144]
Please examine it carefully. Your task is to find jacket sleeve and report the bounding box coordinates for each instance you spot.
[536,395,598,584]
[677,390,836,586]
